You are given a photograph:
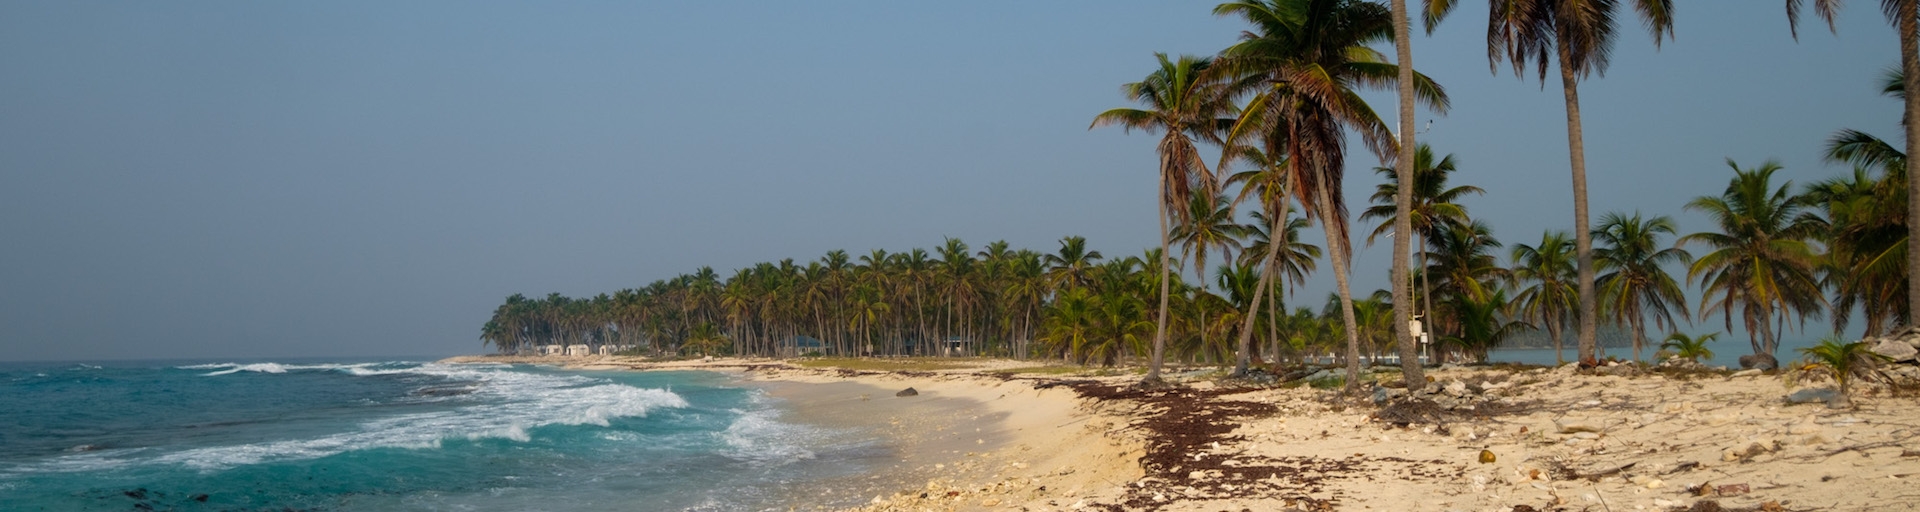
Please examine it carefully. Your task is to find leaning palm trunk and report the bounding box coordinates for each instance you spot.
[1316,185,1365,394]
[1388,0,1426,389]
[1234,200,1290,376]
[1905,0,1920,329]
[1560,45,1601,367]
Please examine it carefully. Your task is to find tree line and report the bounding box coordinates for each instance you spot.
[482,0,1914,394]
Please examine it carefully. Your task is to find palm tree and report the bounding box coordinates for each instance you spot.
[1593,212,1692,363]
[1805,166,1908,336]
[1786,1,1919,329]
[1044,236,1104,291]
[1511,230,1580,364]
[1447,289,1527,363]
[1215,0,1448,392]
[1660,331,1718,363]
[1171,191,1246,288]
[1809,70,1910,336]
[1361,143,1484,333]
[1458,0,1677,366]
[1224,146,1296,376]
[1796,337,1893,407]
[1092,53,1237,384]
[1236,207,1321,371]
[1681,160,1826,363]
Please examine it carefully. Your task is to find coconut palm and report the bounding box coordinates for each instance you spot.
[1171,192,1247,289]
[1092,53,1238,384]
[1660,332,1718,363]
[1044,236,1104,292]
[1810,70,1910,336]
[1361,143,1484,333]
[1786,2,1918,328]
[1511,230,1580,364]
[1681,160,1826,361]
[1443,0,1676,366]
[1214,0,1448,392]
[1238,208,1321,368]
[1806,166,1908,336]
[1795,337,1894,407]
[1224,146,1297,376]
[1447,289,1527,363]
[1593,211,1692,362]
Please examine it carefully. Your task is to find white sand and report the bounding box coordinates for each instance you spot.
[442,355,1920,511]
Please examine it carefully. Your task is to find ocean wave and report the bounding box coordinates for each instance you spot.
[190,362,414,377]
[14,366,691,473]
[717,392,817,466]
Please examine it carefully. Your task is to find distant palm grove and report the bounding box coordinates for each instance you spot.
[482,0,1916,385]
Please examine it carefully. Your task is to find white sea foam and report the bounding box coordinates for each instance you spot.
[717,392,818,466]
[192,362,409,377]
[174,363,235,370]
[13,364,693,473]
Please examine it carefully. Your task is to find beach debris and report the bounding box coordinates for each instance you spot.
[1731,369,1763,378]
[1477,449,1496,463]
[895,387,919,397]
[1714,483,1750,497]
[1554,420,1603,434]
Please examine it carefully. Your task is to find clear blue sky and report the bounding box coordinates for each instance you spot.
[0,2,1901,361]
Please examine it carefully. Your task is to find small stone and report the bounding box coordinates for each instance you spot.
[1478,449,1497,463]
[1786,387,1841,406]
[896,387,919,397]
[1739,353,1780,370]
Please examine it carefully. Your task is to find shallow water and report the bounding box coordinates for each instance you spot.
[0,359,884,511]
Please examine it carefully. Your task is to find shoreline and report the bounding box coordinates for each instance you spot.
[442,354,1920,511]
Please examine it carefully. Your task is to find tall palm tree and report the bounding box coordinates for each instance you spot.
[1681,160,1826,362]
[1215,0,1448,392]
[1511,230,1580,364]
[1360,143,1484,338]
[1454,0,1677,366]
[1786,1,1919,327]
[1593,211,1692,362]
[1385,0,1437,390]
[1092,53,1237,384]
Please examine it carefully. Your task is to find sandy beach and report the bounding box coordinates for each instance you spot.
[441,354,1920,511]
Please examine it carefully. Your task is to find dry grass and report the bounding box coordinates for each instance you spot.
[991,365,1094,376]
[792,357,982,372]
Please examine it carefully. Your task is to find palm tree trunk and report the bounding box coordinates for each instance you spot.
[1269,271,1282,363]
[1550,318,1564,365]
[1315,186,1365,394]
[1388,0,1425,389]
[1148,193,1173,384]
[1234,200,1290,376]
[1903,0,1920,330]
[1559,48,1600,368]
[1630,315,1644,362]
[1419,233,1433,360]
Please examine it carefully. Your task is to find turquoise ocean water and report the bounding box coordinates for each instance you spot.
[0,360,884,511]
